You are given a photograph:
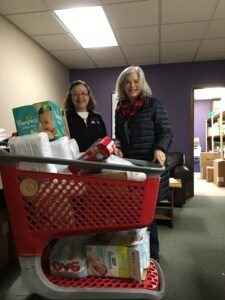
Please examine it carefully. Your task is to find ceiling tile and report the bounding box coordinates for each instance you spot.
[51,49,96,68]
[102,0,137,3]
[95,58,127,68]
[115,26,158,45]
[199,38,225,52]
[32,33,80,51]
[205,19,225,39]
[0,0,48,15]
[7,11,67,35]
[104,0,159,28]
[161,22,208,42]
[195,51,225,61]
[213,0,225,19]
[127,56,159,66]
[161,55,193,64]
[162,0,218,23]
[1,0,225,68]
[85,47,124,61]
[122,44,158,58]
[161,40,200,56]
[42,0,101,10]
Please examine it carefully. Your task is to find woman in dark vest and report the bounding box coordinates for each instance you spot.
[114,66,173,261]
[65,80,107,152]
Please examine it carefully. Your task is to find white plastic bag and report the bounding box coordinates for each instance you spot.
[49,236,88,278]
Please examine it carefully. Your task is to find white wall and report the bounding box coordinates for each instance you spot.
[0,15,69,136]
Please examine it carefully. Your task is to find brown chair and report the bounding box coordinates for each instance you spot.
[167,152,192,207]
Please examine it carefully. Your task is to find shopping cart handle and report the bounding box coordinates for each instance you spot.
[0,152,164,177]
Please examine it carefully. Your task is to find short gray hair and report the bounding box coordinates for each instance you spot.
[115,66,152,100]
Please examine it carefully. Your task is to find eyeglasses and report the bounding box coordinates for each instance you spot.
[71,92,88,97]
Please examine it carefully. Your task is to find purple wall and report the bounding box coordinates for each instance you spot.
[194,100,212,152]
[70,60,225,169]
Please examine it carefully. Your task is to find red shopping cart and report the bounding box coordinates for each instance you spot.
[0,151,166,299]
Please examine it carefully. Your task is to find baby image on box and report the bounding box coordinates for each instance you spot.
[13,100,66,141]
[87,256,108,276]
[39,104,57,140]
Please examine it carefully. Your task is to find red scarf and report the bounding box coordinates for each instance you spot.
[116,94,147,118]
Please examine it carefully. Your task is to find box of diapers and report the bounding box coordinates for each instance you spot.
[86,231,150,282]
[13,101,65,141]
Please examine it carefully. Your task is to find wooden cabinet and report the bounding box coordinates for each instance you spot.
[206,110,225,156]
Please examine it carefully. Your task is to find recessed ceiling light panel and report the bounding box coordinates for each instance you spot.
[54,6,118,48]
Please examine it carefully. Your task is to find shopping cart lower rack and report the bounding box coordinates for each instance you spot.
[0,153,166,299]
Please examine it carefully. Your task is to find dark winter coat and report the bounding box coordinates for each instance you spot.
[66,108,107,152]
[115,97,173,201]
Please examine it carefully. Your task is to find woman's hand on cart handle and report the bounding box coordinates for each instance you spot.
[114,147,124,158]
[153,149,166,167]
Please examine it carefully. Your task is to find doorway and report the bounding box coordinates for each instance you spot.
[191,84,225,196]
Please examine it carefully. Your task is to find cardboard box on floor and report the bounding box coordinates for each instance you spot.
[200,152,221,179]
[206,166,214,182]
[213,159,225,187]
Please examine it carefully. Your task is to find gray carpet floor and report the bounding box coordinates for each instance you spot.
[1,194,225,300]
[159,195,225,300]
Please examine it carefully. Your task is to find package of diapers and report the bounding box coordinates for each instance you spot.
[50,136,73,173]
[12,100,65,141]
[49,236,88,278]
[69,138,80,160]
[86,231,150,281]
[9,132,57,173]
[94,227,148,246]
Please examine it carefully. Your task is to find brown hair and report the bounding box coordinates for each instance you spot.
[64,80,96,111]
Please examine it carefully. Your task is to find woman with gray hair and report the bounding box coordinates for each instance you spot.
[114,66,173,261]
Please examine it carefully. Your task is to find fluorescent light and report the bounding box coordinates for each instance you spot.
[194,87,225,100]
[54,6,118,48]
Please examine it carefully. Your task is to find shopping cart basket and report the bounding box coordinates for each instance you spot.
[0,151,166,299]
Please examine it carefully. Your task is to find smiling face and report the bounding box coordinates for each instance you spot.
[123,72,142,103]
[71,84,90,112]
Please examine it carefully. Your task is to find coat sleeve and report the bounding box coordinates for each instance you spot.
[153,100,173,153]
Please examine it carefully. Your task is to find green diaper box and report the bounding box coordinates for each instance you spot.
[13,101,65,141]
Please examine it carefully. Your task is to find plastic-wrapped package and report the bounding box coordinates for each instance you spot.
[9,132,57,173]
[94,227,148,246]
[49,236,89,278]
[50,136,73,173]
[69,138,80,160]
[104,154,146,181]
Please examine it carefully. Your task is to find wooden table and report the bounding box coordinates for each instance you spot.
[155,178,182,227]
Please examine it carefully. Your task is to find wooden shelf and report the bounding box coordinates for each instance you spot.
[155,178,182,228]
[206,110,225,152]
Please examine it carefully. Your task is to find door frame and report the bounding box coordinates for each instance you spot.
[190,82,225,196]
